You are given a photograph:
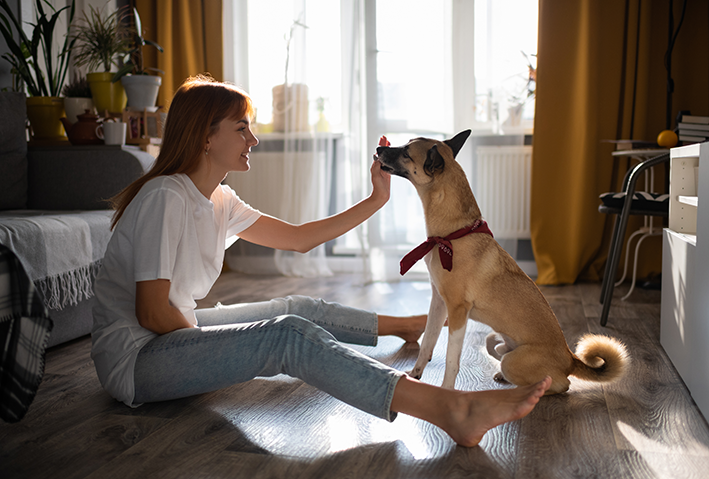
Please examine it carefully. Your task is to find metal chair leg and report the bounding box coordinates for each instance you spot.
[600,197,634,326]
[600,213,623,305]
[599,152,670,327]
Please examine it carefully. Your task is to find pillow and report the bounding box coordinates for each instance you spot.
[599,191,669,213]
[0,92,28,210]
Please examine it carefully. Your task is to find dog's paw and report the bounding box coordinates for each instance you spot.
[493,372,509,383]
[406,369,422,380]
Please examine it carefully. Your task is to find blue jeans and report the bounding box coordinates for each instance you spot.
[133,295,404,421]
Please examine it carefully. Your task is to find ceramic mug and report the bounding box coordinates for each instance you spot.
[97,121,127,146]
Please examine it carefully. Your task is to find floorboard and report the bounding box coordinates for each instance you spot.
[2,272,708,478]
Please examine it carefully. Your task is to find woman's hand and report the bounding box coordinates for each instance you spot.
[370,158,391,206]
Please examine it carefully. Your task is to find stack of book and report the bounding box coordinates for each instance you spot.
[677,114,709,145]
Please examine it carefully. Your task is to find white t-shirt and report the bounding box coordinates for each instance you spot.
[91,174,261,406]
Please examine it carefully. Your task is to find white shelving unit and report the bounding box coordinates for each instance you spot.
[661,141,709,419]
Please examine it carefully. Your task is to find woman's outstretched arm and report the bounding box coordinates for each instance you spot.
[238,159,390,253]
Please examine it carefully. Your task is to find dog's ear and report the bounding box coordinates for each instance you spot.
[424,145,446,176]
[444,130,472,158]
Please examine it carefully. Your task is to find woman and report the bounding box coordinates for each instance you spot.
[91,75,550,448]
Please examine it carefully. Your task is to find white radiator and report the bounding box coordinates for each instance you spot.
[476,146,533,239]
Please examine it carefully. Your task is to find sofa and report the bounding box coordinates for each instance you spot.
[0,91,155,348]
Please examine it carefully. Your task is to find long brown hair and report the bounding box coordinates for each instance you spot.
[109,74,254,229]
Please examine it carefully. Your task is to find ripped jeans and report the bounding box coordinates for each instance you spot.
[133,295,404,421]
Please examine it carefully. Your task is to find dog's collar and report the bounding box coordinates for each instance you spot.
[400,219,494,275]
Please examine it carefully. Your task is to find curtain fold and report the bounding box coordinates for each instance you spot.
[135,0,223,108]
[532,0,709,285]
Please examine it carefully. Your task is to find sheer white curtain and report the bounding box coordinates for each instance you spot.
[270,0,332,277]
[223,0,536,280]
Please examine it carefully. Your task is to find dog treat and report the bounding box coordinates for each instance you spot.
[379,136,390,147]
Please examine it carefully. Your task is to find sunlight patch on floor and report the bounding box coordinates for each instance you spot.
[412,282,432,291]
[617,420,709,458]
[374,282,394,295]
[327,415,359,453]
[368,415,439,459]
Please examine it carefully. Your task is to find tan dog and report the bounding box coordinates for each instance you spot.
[375,130,629,394]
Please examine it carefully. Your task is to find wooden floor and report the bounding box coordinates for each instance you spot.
[3,272,709,478]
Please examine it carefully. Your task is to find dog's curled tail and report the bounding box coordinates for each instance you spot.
[571,334,629,383]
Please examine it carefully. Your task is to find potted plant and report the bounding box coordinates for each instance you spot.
[70,4,132,114]
[62,75,94,124]
[0,0,77,141]
[112,7,163,111]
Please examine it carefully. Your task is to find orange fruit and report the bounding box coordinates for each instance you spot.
[657,130,678,148]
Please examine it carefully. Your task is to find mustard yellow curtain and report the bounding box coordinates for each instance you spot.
[134,0,223,109]
[532,0,709,285]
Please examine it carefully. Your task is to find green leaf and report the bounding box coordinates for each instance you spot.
[112,63,134,83]
[143,39,163,52]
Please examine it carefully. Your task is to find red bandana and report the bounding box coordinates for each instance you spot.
[400,219,494,275]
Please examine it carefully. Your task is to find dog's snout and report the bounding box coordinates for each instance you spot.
[376,146,387,155]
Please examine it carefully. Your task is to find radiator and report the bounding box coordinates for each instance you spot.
[475,146,533,239]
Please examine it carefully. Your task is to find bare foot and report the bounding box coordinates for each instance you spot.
[378,314,427,343]
[442,376,552,447]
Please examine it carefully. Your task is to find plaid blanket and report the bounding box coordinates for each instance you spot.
[0,210,113,310]
[0,244,52,423]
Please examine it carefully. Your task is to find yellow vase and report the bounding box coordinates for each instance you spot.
[87,72,127,114]
[26,96,67,141]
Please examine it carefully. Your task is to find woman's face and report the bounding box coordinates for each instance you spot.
[206,114,259,173]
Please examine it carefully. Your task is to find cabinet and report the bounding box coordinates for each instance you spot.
[661,141,709,419]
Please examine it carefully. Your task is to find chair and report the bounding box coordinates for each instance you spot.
[598,152,670,326]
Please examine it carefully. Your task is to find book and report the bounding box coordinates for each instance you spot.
[680,114,709,125]
[678,122,709,132]
[679,134,708,142]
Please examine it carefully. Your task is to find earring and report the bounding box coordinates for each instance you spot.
[204,148,209,156]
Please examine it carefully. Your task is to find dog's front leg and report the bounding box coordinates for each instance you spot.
[408,283,447,380]
[441,304,469,389]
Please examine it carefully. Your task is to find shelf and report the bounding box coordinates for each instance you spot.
[679,195,699,207]
[665,227,697,246]
[669,150,699,235]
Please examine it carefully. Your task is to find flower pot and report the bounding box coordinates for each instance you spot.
[121,75,162,110]
[63,97,95,124]
[26,96,67,141]
[87,72,127,114]
[272,83,309,132]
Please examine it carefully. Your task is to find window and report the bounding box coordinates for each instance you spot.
[242,0,342,132]
[223,0,539,278]
[472,0,537,133]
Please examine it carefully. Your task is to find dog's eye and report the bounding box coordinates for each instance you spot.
[402,151,410,159]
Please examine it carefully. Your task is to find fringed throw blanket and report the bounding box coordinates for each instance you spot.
[0,210,113,310]
[0,244,52,422]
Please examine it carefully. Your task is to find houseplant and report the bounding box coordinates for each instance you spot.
[113,7,163,110]
[62,75,94,123]
[0,0,77,141]
[70,4,132,113]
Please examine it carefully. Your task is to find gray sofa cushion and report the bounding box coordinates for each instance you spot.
[27,145,155,210]
[0,92,28,210]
